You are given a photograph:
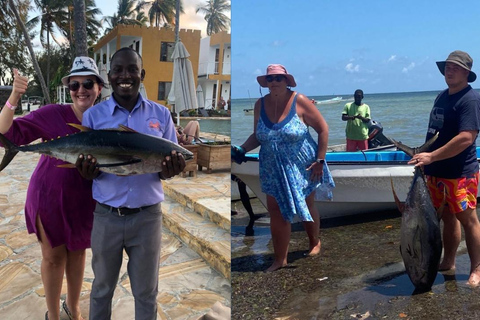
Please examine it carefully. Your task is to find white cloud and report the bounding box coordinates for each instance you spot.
[254,68,262,75]
[271,40,284,47]
[387,55,397,62]
[345,63,360,73]
[402,62,416,73]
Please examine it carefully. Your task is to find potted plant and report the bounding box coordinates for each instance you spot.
[197,139,231,174]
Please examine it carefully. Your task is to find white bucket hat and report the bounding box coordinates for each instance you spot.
[61,56,106,86]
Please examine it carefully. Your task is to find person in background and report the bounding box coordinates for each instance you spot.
[341,89,371,151]
[232,64,330,272]
[0,57,104,320]
[217,96,226,109]
[75,47,185,319]
[409,50,480,286]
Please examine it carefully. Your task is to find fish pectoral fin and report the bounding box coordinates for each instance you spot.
[56,163,76,169]
[96,158,142,168]
[67,123,92,132]
[390,177,405,213]
[118,125,139,133]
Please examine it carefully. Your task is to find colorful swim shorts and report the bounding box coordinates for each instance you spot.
[426,172,479,214]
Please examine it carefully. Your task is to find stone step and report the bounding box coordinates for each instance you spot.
[161,195,231,280]
[162,173,230,231]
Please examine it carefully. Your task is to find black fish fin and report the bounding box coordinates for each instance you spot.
[390,138,416,158]
[417,132,439,153]
[67,123,92,132]
[436,184,447,221]
[118,125,138,133]
[56,163,76,169]
[97,158,142,168]
[390,133,439,156]
[390,176,405,213]
[0,133,19,172]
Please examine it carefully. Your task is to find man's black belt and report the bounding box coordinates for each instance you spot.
[99,202,156,216]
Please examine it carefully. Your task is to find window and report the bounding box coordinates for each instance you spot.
[160,42,175,62]
[158,82,172,100]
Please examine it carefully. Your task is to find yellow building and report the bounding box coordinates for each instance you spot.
[93,25,201,108]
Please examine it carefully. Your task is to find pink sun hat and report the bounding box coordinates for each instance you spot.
[257,64,297,88]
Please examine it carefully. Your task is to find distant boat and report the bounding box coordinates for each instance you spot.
[315,96,343,105]
[244,108,254,115]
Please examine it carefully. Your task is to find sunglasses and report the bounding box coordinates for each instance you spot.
[266,75,285,83]
[67,79,96,91]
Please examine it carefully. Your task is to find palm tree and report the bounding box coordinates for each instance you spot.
[62,0,102,59]
[196,0,230,36]
[102,0,147,35]
[134,0,149,26]
[147,0,182,28]
[72,0,87,56]
[7,0,51,103]
[27,0,67,91]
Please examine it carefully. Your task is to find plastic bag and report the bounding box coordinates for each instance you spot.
[315,161,335,201]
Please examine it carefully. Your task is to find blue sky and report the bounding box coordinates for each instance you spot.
[231,0,480,98]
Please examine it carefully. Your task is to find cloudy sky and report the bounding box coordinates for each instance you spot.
[28,0,219,47]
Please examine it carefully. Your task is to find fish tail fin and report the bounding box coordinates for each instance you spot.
[390,138,416,158]
[0,133,19,172]
[417,132,439,153]
[391,133,439,156]
[390,176,405,213]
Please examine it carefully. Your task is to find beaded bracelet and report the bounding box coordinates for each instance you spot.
[5,101,16,110]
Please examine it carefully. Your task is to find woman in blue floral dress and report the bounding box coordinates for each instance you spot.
[236,64,330,272]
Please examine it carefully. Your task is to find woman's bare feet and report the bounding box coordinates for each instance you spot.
[468,264,480,287]
[265,261,287,272]
[438,260,455,272]
[305,239,321,257]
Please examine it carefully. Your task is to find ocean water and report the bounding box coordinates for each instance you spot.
[179,118,231,137]
[231,90,480,148]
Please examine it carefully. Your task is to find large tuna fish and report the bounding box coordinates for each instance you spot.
[391,134,444,293]
[0,124,194,176]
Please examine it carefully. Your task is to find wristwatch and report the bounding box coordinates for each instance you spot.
[315,158,325,164]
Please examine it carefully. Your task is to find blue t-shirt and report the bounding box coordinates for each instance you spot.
[424,86,480,178]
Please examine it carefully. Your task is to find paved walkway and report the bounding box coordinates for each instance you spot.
[0,148,230,319]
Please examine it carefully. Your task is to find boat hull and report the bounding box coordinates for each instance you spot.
[233,150,480,219]
[232,158,413,219]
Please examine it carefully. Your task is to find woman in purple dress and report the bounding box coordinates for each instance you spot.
[0,57,105,320]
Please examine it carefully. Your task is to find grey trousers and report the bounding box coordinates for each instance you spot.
[89,202,162,320]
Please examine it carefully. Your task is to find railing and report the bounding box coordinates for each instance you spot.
[198,62,231,76]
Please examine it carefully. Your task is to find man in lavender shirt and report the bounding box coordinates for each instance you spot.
[76,47,185,319]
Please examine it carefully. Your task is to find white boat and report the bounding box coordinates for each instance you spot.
[315,96,343,105]
[233,149,480,219]
[244,108,254,115]
[232,150,416,220]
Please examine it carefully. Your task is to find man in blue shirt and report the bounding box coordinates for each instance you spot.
[76,47,185,319]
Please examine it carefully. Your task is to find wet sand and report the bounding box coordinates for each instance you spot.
[232,198,480,319]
